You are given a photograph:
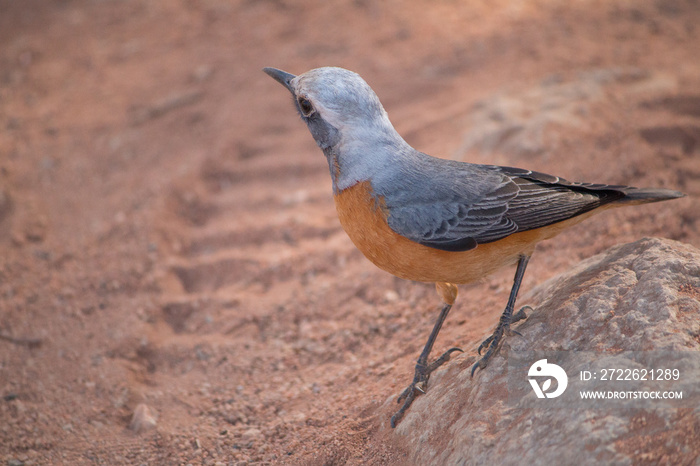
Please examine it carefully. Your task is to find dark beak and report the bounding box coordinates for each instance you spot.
[263,67,296,93]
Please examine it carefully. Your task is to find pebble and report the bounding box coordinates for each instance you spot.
[384,290,399,302]
[241,428,262,441]
[129,403,157,433]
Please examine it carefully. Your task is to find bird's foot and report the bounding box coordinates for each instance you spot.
[390,347,463,428]
[471,305,531,376]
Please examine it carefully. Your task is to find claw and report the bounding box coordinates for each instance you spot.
[477,336,493,355]
[391,388,417,428]
[391,347,463,427]
[474,305,531,370]
[470,358,485,377]
[396,385,411,404]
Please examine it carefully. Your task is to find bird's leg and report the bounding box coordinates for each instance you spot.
[471,255,531,377]
[391,283,463,428]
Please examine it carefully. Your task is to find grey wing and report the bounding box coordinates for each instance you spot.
[384,163,625,252]
[386,176,519,251]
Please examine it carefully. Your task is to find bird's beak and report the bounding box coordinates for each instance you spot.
[263,67,296,93]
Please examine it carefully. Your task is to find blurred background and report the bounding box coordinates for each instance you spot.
[1,0,698,463]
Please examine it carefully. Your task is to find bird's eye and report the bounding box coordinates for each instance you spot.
[297,97,315,117]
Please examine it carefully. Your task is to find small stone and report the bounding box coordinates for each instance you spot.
[129,403,157,433]
[24,216,47,243]
[241,428,262,441]
[384,290,399,302]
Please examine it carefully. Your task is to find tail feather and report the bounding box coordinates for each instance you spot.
[615,187,686,205]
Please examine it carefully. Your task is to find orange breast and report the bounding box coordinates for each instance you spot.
[333,181,600,284]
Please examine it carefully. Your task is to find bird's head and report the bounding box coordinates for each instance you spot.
[263,66,397,153]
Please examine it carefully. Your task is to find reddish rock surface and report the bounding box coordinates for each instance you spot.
[390,238,700,465]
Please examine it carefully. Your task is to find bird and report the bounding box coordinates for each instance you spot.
[262,66,685,428]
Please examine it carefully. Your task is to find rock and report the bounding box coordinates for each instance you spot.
[129,403,157,433]
[386,238,700,465]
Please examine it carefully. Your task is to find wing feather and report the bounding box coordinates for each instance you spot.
[382,161,625,252]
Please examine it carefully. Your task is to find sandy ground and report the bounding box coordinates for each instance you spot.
[1,0,699,464]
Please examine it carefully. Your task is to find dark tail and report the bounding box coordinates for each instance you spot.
[614,187,686,205]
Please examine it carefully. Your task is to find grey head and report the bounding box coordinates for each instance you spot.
[263,66,413,191]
